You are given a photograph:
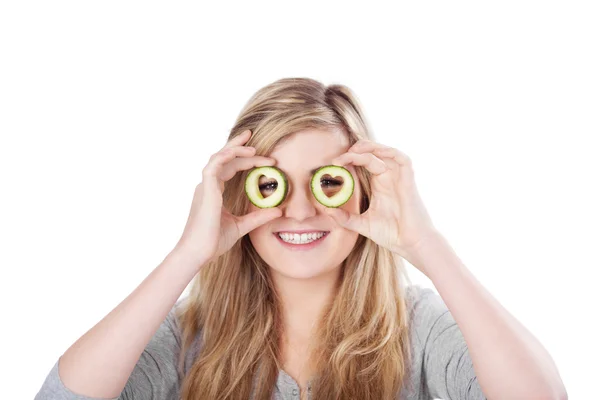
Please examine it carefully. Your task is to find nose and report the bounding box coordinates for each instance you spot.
[280,184,318,222]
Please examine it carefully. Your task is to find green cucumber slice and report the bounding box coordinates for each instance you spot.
[311,165,354,208]
[245,166,288,208]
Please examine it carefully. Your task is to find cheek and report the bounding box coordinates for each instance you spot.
[248,223,269,243]
[248,228,270,259]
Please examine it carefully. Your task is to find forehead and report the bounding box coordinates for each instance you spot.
[270,128,350,171]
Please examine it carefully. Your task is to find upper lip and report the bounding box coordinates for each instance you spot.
[274,229,329,234]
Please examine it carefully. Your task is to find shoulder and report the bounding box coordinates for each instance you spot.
[404,283,444,316]
[169,296,204,373]
[147,297,187,350]
[135,298,189,364]
[403,284,453,346]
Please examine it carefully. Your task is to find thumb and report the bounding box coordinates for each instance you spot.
[237,207,283,236]
[325,207,366,235]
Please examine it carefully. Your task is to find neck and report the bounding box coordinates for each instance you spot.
[273,266,341,340]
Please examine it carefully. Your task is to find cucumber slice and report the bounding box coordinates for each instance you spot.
[311,165,354,208]
[245,166,288,208]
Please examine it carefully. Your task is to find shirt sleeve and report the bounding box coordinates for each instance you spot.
[34,305,183,400]
[409,285,487,400]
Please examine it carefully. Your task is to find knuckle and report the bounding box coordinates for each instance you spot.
[220,149,233,157]
[202,165,214,176]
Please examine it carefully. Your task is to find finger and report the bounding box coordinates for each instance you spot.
[348,139,388,153]
[218,156,276,181]
[325,207,368,237]
[203,146,256,176]
[331,152,388,175]
[371,147,412,167]
[349,142,412,173]
[223,129,252,149]
[349,141,401,171]
[236,207,283,236]
[202,146,256,201]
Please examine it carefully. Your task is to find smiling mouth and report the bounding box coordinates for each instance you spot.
[274,231,330,245]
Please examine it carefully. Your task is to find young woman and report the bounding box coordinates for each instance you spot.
[35,78,567,400]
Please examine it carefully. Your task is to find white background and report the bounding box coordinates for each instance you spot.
[1,1,598,399]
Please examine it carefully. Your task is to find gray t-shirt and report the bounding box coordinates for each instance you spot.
[35,285,486,399]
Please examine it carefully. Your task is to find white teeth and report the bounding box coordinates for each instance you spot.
[278,232,326,244]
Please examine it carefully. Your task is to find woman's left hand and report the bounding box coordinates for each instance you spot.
[326,139,441,261]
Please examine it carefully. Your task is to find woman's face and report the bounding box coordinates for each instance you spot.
[247,128,362,280]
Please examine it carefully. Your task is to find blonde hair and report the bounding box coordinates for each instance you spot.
[176,77,414,399]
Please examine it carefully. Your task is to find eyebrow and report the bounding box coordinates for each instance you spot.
[275,166,333,177]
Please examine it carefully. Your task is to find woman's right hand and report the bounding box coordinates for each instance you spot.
[174,129,282,266]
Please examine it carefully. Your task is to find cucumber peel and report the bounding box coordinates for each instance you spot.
[244,166,288,208]
[310,165,354,208]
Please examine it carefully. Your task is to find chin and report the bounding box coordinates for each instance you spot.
[269,261,340,281]
[249,228,358,281]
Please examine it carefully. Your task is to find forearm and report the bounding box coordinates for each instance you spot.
[404,233,567,400]
[59,248,205,398]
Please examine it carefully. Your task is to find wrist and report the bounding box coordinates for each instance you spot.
[166,245,210,274]
[401,231,446,270]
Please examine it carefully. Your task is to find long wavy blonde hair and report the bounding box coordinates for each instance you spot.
[176,77,414,399]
